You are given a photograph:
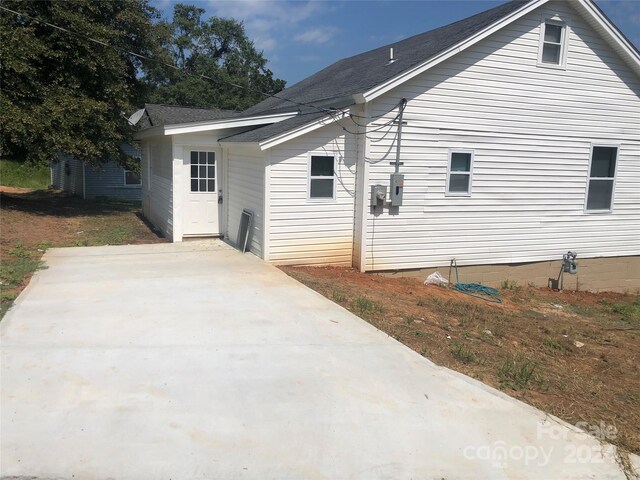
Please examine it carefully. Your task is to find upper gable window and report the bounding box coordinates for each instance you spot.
[539,21,567,67]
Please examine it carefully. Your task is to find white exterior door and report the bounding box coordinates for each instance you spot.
[184,149,219,236]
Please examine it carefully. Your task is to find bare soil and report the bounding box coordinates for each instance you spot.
[281,265,640,457]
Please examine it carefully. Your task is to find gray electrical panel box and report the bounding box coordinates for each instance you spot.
[390,173,404,206]
[370,184,387,207]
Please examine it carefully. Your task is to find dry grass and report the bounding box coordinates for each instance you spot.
[281,265,640,458]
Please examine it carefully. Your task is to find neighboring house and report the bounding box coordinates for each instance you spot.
[50,144,142,201]
[134,0,640,292]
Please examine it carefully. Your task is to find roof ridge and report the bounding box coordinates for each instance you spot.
[144,103,237,113]
[332,0,532,66]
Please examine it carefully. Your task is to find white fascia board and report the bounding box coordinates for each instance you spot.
[570,0,640,76]
[216,141,262,154]
[356,0,549,103]
[163,112,298,136]
[258,111,348,151]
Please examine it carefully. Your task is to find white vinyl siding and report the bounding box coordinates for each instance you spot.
[363,0,640,271]
[141,136,174,239]
[227,148,265,257]
[267,122,356,265]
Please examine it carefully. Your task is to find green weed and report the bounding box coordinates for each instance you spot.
[331,290,346,303]
[501,279,522,292]
[498,354,540,390]
[352,296,384,316]
[543,337,564,351]
[451,341,478,364]
[415,330,433,338]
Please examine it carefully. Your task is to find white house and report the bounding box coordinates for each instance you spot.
[134,0,640,292]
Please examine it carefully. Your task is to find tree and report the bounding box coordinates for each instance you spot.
[144,4,285,111]
[0,0,161,166]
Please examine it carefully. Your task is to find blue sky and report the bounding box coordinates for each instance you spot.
[152,0,640,86]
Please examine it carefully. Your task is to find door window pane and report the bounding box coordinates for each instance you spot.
[190,150,216,192]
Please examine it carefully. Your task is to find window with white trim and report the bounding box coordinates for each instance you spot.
[124,169,141,185]
[586,146,617,212]
[309,155,335,200]
[539,21,566,66]
[446,150,473,195]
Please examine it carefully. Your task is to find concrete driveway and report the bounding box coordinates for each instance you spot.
[1,241,637,479]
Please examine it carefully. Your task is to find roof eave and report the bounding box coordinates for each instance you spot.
[257,110,349,151]
[163,111,298,136]
[569,0,640,76]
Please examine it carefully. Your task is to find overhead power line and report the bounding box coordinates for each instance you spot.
[1,4,406,136]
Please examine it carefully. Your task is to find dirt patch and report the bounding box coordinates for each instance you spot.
[281,265,640,458]
[1,188,165,316]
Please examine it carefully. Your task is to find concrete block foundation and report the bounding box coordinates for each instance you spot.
[381,255,640,294]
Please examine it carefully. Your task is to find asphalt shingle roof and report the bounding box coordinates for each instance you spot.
[242,0,529,117]
[139,104,239,129]
[219,111,329,144]
[220,0,529,143]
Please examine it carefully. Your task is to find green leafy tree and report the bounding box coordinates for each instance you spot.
[145,4,285,111]
[0,0,161,166]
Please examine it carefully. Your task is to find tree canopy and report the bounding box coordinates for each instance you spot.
[0,1,285,166]
[145,4,286,111]
[0,0,161,166]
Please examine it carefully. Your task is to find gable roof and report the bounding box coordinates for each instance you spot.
[141,0,639,147]
[138,104,239,129]
[242,0,530,117]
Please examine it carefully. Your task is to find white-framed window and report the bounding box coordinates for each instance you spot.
[538,20,567,67]
[585,145,618,212]
[446,150,474,196]
[190,151,216,193]
[308,154,336,200]
[124,169,141,185]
